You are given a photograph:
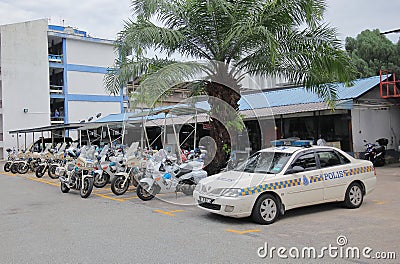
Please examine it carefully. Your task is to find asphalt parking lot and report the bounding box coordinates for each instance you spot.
[0,164,399,264]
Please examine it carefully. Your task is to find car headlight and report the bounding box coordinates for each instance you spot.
[219,188,242,198]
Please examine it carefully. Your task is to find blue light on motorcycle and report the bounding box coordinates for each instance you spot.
[163,173,171,179]
[109,162,116,166]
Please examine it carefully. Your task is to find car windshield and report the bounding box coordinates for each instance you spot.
[233,151,291,174]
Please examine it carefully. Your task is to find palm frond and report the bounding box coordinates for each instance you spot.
[134,61,211,108]
[236,24,356,106]
[103,57,177,97]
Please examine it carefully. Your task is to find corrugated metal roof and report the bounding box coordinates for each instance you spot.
[238,75,381,110]
[144,113,209,127]
[241,102,328,119]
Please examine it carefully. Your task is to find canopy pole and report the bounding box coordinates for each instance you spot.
[32,132,35,151]
[142,123,150,150]
[163,113,167,149]
[100,126,103,146]
[24,133,27,150]
[140,116,144,155]
[194,109,198,150]
[86,130,91,146]
[122,120,126,146]
[16,133,19,150]
[79,130,82,148]
[170,115,182,164]
[107,124,112,146]
[63,129,66,143]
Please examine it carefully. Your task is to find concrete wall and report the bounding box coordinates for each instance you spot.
[68,101,121,124]
[0,19,50,156]
[66,39,115,67]
[351,106,400,153]
[67,71,109,95]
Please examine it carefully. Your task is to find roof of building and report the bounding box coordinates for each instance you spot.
[238,75,382,110]
[48,24,115,44]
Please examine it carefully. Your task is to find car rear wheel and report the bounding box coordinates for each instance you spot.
[251,193,280,225]
[344,182,364,209]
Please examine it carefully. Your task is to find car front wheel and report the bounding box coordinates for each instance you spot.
[251,193,280,225]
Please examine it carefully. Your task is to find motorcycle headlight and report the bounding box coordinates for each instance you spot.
[219,188,242,198]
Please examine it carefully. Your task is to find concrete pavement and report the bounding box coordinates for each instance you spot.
[0,164,398,263]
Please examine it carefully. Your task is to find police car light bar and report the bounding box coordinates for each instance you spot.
[291,140,313,147]
[270,139,313,147]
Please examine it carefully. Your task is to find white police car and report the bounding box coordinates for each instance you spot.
[193,145,376,224]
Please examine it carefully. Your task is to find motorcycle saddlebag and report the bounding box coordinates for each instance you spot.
[376,138,389,146]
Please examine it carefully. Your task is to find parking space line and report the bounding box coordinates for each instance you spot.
[28,177,60,187]
[153,209,184,216]
[226,229,261,235]
[2,173,186,205]
[373,200,386,205]
[1,172,17,177]
[169,210,184,213]
[93,193,126,202]
[120,196,139,200]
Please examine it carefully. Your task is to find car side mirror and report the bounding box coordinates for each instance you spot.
[285,166,305,174]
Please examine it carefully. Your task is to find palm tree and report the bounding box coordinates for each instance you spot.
[105,0,356,175]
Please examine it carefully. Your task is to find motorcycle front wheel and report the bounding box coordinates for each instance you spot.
[136,183,155,201]
[181,184,195,196]
[35,165,45,178]
[4,162,11,172]
[61,182,70,193]
[18,163,29,174]
[93,171,110,188]
[48,164,59,179]
[111,175,130,195]
[80,177,94,198]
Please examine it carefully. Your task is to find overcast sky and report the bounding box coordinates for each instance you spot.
[0,0,399,43]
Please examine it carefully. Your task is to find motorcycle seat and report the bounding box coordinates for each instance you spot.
[176,167,193,178]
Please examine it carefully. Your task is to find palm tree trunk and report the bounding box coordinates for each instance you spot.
[204,82,241,175]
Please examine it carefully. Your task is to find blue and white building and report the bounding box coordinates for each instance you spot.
[0,19,127,158]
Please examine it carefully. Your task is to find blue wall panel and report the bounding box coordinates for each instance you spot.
[67,94,122,102]
[67,64,109,74]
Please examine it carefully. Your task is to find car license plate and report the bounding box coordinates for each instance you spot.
[199,196,214,203]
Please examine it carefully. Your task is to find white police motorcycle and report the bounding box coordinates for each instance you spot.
[57,146,95,199]
[109,142,147,195]
[136,149,207,201]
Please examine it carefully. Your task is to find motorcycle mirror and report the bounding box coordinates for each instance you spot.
[363,140,367,143]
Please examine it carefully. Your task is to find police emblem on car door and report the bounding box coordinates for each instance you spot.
[283,152,324,207]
